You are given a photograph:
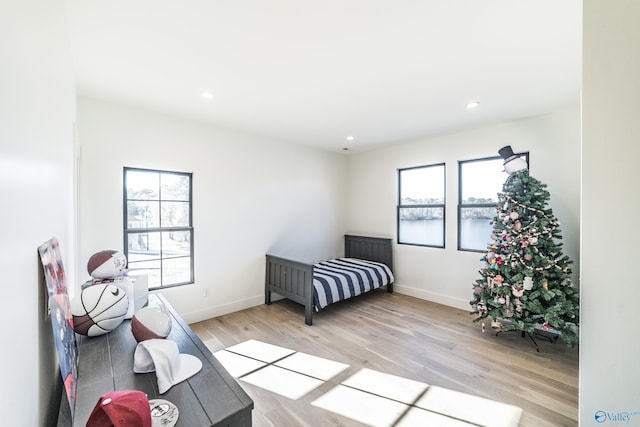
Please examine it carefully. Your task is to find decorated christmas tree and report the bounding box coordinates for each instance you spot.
[470,146,580,348]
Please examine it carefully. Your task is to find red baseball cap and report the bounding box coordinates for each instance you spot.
[86,390,151,427]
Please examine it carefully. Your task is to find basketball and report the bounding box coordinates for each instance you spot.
[131,305,172,342]
[71,283,129,336]
[87,250,127,279]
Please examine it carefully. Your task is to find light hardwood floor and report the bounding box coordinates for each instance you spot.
[191,290,578,427]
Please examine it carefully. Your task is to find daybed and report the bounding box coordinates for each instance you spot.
[265,235,394,325]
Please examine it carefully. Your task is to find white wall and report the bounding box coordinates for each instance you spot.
[347,106,581,311]
[0,1,77,425]
[581,1,640,424]
[76,97,348,323]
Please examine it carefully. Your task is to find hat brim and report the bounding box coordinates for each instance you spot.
[502,154,519,164]
[168,353,202,391]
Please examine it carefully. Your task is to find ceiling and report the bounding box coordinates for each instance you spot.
[64,1,581,153]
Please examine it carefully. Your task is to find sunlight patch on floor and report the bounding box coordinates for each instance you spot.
[211,339,522,427]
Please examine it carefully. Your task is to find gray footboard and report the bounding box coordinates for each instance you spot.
[265,235,394,325]
[265,255,315,325]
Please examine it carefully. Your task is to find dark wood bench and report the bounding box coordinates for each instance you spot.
[57,293,253,426]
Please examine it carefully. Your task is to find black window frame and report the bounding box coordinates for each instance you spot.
[457,152,529,252]
[123,167,194,290]
[397,162,446,248]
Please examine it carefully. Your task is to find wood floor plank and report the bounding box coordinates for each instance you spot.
[191,290,578,427]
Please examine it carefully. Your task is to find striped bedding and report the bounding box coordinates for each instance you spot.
[313,258,394,311]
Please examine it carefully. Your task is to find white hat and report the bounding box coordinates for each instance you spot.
[134,339,202,394]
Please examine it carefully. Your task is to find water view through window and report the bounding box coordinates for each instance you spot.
[398,163,445,247]
[458,154,528,251]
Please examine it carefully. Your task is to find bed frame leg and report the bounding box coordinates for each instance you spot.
[305,305,313,326]
[387,283,394,293]
[265,289,271,305]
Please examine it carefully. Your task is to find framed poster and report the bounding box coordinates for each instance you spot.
[38,237,77,419]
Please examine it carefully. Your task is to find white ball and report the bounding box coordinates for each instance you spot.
[131,305,172,342]
[71,284,129,336]
[87,250,127,279]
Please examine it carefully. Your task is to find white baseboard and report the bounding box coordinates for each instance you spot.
[182,294,264,324]
[180,285,471,324]
[393,283,471,312]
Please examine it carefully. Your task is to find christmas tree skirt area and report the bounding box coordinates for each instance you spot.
[492,322,562,352]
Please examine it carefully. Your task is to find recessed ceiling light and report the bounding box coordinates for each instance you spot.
[201,91,214,99]
[346,135,355,141]
[466,100,480,109]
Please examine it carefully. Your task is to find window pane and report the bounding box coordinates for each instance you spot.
[161,201,190,227]
[161,174,190,201]
[459,208,495,251]
[126,170,159,200]
[127,200,160,228]
[127,259,161,288]
[162,257,192,285]
[398,207,444,246]
[124,167,193,289]
[126,231,161,261]
[458,154,527,252]
[400,166,444,204]
[460,158,504,204]
[161,231,191,257]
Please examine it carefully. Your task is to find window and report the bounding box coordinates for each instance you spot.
[397,163,445,247]
[124,167,194,289]
[458,153,528,252]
